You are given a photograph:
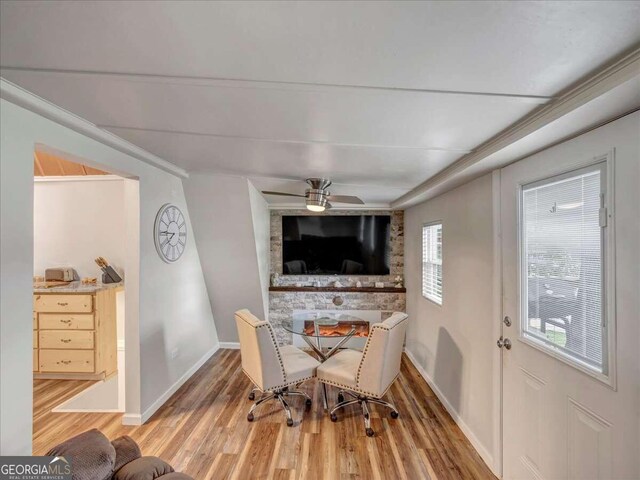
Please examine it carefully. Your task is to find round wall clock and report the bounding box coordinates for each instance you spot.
[154,203,187,263]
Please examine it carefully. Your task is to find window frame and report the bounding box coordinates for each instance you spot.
[422,221,443,306]
[516,153,617,388]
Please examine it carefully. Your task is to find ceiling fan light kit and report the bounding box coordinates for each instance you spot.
[262,177,365,211]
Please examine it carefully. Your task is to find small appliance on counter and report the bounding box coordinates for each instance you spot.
[45,267,75,282]
[95,256,123,284]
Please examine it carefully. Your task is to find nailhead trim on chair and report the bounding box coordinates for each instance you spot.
[243,368,315,391]
[318,373,400,399]
[355,315,408,387]
[237,311,287,382]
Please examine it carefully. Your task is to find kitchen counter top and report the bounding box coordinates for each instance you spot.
[34,281,124,294]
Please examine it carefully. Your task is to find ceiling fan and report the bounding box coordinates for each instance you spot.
[262,178,364,212]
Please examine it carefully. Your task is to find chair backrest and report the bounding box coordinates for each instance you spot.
[356,312,409,397]
[235,309,286,391]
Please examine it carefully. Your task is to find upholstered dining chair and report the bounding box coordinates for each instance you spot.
[316,312,409,436]
[235,309,320,426]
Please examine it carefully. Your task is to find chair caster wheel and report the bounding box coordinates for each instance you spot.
[247,413,254,422]
[390,411,399,419]
[286,418,294,427]
[330,413,338,422]
[305,398,312,407]
[337,394,344,403]
[248,392,255,400]
[366,428,375,437]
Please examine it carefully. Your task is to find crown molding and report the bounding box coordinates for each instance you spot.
[392,46,640,208]
[0,78,188,179]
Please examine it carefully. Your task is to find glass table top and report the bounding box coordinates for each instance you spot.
[281,312,369,338]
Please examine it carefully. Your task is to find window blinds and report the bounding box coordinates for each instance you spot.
[422,223,443,305]
[521,163,605,372]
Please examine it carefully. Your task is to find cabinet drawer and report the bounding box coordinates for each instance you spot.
[39,350,94,373]
[33,330,38,348]
[39,313,94,330]
[34,294,93,313]
[39,331,94,350]
[33,349,38,372]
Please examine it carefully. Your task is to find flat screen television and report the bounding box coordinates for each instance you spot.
[282,215,391,275]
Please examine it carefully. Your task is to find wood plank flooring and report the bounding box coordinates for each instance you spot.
[33,349,495,479]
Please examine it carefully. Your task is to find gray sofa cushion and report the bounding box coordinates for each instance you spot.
[47,428,115,480]
[113,456,174,480]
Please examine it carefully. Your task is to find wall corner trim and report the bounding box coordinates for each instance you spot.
[0,78,188,179]
[137,343,220,424]
[403,349,499,477]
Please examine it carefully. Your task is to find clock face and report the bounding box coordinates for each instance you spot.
[154,204,187,263]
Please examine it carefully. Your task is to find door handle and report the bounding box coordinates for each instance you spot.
[497,336,512,350]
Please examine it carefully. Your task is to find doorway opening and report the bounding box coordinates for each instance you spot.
[32,145,140,452]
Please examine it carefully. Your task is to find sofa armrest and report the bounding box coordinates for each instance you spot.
[111,436,142,473]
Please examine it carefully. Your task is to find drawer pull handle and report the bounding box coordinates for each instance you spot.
[60,339,72,343]
[57,302,69,306]
[60,319,72,324]
[59,360,71,365]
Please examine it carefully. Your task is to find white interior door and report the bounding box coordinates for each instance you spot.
[500,114,639,480]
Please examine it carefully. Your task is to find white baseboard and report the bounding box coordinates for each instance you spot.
[132,343,220,425]
[122,413,142,426]
[404,349,499,477]
[219,341,240,349]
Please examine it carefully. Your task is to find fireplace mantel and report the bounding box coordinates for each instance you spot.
[269,286,406,293]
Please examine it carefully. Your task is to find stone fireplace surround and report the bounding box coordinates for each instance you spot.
[268,209,406,344]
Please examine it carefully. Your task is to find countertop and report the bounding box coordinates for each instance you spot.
[34,281,124,294]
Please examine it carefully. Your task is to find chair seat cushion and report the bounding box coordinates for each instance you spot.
[279,345,321,384]
[316,349,362,389]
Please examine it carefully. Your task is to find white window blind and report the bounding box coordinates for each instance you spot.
[422,223,443,305]
[521,162,606,373]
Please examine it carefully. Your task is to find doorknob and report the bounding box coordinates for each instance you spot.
[497,336,512,350]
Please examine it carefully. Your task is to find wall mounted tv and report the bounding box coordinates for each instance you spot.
[282,215,391,275]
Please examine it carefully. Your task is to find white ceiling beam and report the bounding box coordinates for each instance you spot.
[392,46,640,209]
[99,124,471,153]
[0,66,553,104]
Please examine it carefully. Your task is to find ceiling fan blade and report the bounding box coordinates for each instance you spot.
[261,190,307,198]
[325,195,364,204]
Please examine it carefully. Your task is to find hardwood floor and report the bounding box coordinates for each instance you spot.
[33,349,495,479]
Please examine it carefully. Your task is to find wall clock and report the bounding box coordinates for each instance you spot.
[154,203,187,263]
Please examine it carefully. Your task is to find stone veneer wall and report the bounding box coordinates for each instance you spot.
[269,291,406,344]
[269,209,405,343]
[270,209,404,286]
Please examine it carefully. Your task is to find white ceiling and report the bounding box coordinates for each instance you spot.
[1,1,639,207]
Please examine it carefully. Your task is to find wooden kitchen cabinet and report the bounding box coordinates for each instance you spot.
[33,284,120,380]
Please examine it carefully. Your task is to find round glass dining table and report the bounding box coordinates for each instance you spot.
[281,312,368,409]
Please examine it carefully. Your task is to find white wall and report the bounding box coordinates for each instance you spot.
[404,172,500,471]
[0,95,219,454]
[248,180,271,320]
[183,174,267,343]
[33,178,125,279]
